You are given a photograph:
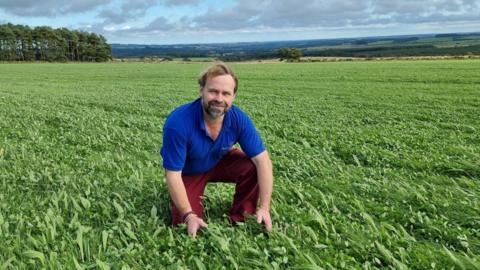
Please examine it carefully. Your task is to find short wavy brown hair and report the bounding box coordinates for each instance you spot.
[198,61,238,93]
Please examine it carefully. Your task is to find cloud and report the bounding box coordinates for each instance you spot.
[4,0,478,44]
[98,0,158,24]
[0,0,111,16]
[192,2,262,30]
[92,16,173,36]
[258,0,368,28]
[188,0,365,30]
[139,16,174,32]
[165,0,199,6]
[371,0,478,14]
[87,0,479,44]
[3,0,478,32]
[0,0,198,19]
[188,0,480,31]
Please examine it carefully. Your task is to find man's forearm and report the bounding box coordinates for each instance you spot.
[165,170,192,215]
[252,151,273,210]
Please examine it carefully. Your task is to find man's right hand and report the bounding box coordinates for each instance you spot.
[186,214,208,237]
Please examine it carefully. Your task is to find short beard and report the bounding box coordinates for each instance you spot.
[203,100,228,119]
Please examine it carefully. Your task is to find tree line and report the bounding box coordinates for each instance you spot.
[0,23,112,62]
[278,47,303,61]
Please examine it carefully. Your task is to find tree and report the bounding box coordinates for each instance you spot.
[77,31,89,61]
[277,47,303,61]
[278,47,290,60]
[95,35,112,62]
[15,24,35,61]
[0,23,112,62]
[57,27,77,61]
[33,26,59,61]
[289,48,303,61]
[0,25,16,60]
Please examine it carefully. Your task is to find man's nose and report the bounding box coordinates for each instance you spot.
[213,94,223,103]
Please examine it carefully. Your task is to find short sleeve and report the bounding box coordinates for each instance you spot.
[238,114,265,158]
[161,127,187,171]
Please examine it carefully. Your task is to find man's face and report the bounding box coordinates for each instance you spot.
[200,74,236,119]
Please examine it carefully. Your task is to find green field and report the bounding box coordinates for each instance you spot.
[1,61,479,269]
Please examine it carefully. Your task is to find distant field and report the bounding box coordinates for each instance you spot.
[110,33,480,60]
[0,61,479,268]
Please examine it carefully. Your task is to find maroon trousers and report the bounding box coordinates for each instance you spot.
[171,148,259,225]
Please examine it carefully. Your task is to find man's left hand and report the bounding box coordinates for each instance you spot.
[256,208,272,232]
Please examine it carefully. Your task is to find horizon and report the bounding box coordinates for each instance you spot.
[106,31,480,46]
[1,0,479,45]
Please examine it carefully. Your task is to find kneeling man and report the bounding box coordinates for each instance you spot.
[160,62,273,237]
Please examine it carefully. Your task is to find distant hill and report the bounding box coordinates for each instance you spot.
[110,32,480,61]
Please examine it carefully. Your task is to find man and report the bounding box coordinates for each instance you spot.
[160,62,273,237]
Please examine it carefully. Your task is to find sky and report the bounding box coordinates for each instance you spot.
[1,0,479,45]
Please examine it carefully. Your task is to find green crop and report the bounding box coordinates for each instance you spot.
[0,60,479,269]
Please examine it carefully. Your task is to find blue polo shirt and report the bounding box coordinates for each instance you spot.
[161,98,265,175]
